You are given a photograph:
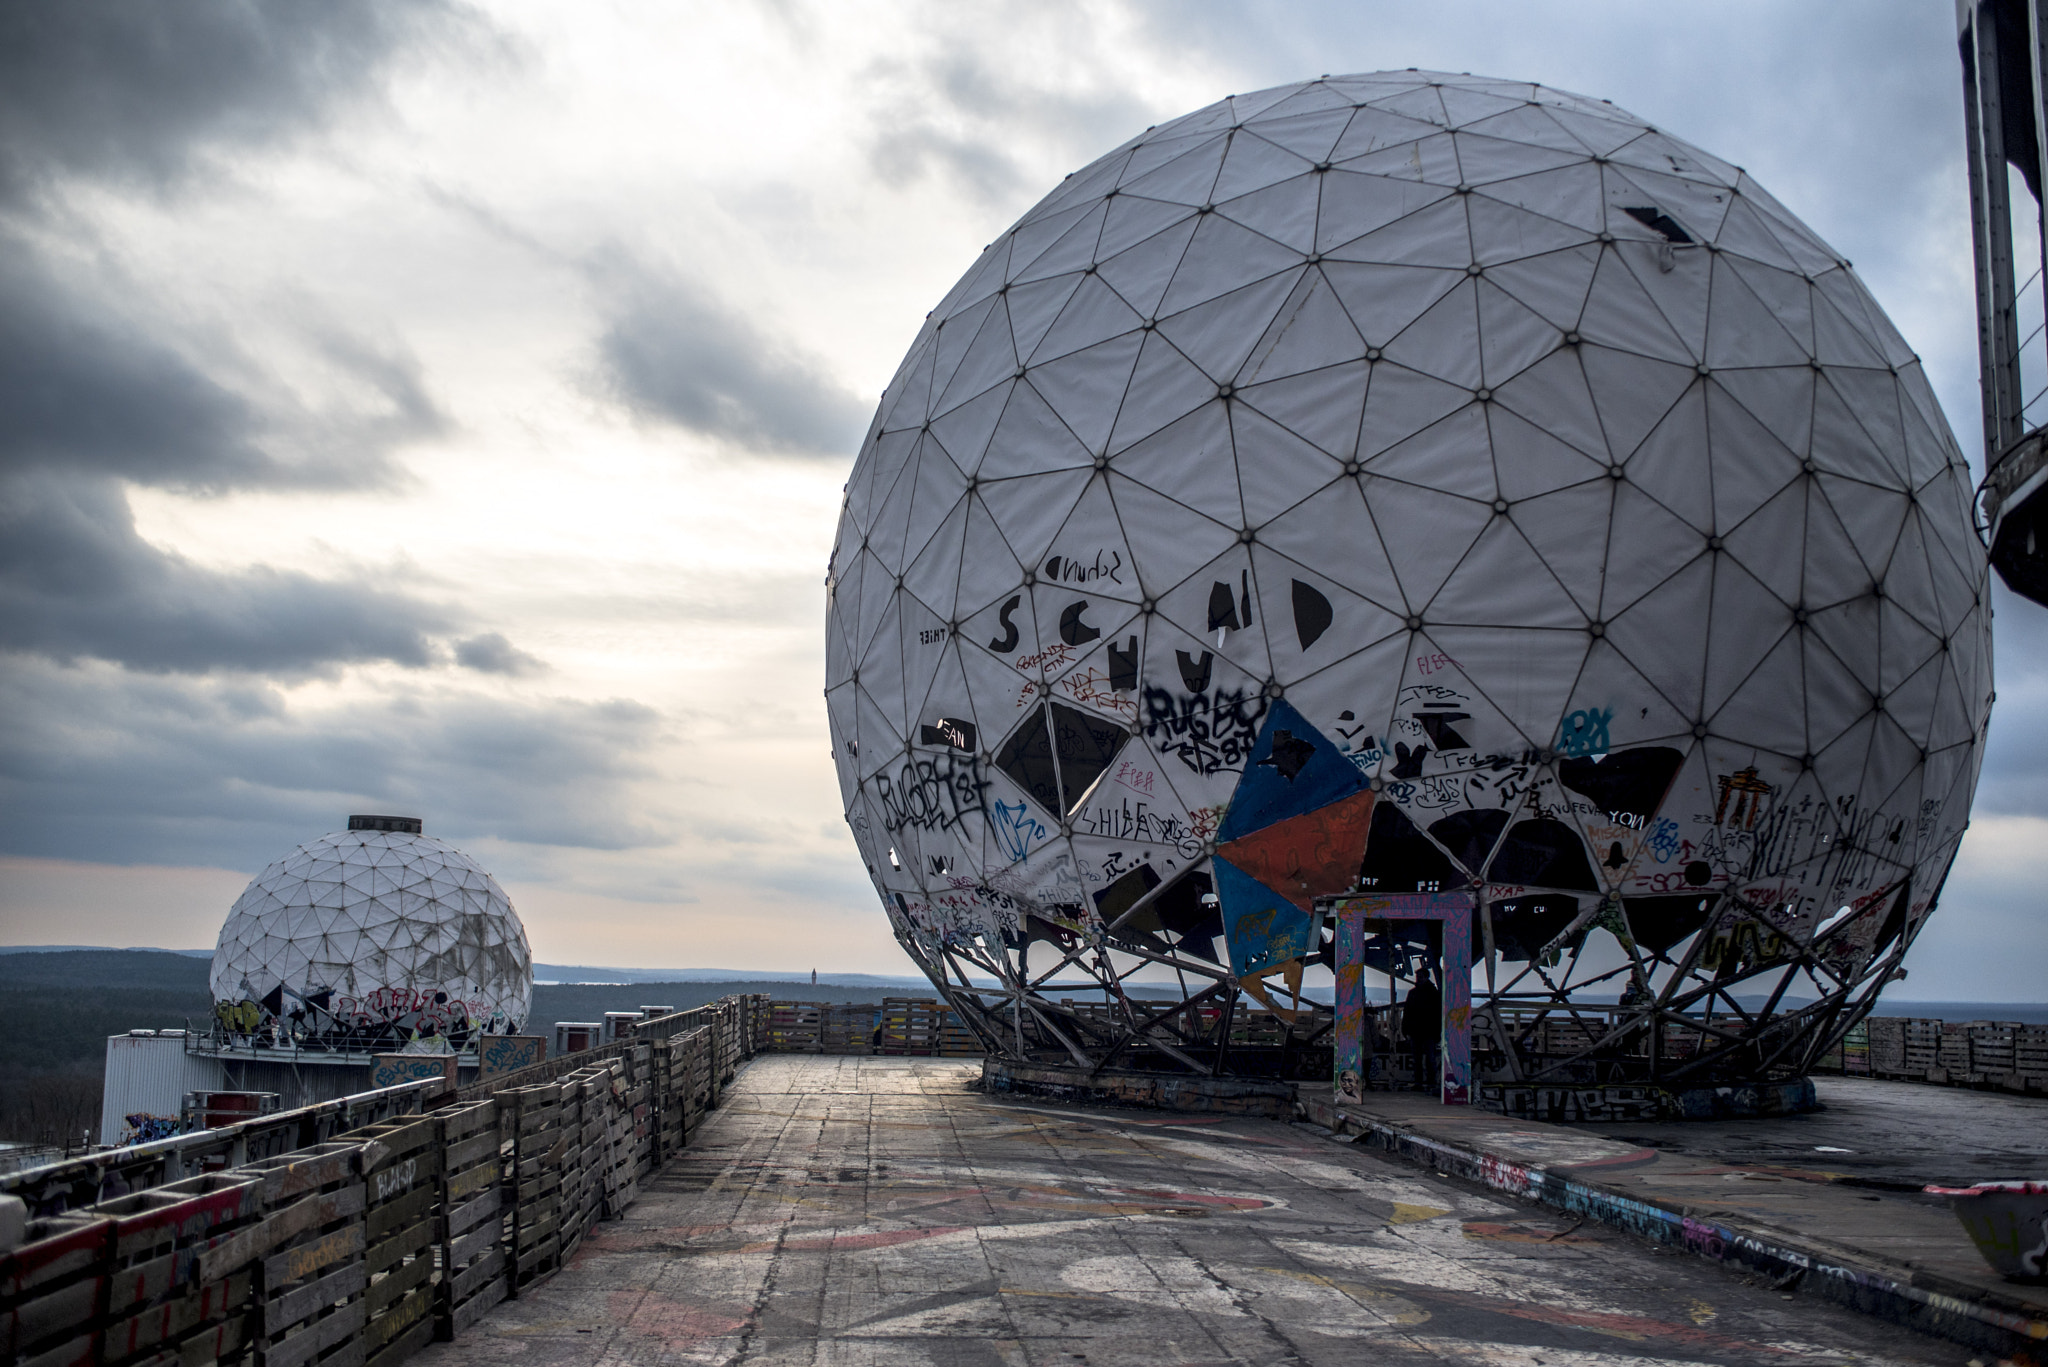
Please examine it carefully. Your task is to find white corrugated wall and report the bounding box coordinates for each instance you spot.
[99,1034,223,1146]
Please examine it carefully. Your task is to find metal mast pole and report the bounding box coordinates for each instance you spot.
[1963,0,2048,602]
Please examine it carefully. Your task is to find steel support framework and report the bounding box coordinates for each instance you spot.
[894,845,1926,1109]
[1964,0,2048,604]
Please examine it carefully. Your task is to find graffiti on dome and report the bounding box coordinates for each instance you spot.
[1142,684,1267,776]
[1554,707,1613,759]
[990,798,1048,861]
[822,70,1989,1099]
[1043,550,1125,585]
[875,750,990,835]
[1073,795,1207,860]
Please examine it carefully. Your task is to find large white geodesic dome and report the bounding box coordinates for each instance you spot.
[210,823,532,1048]
[826,72,1991,1095]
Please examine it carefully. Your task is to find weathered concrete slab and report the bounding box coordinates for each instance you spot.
[1301,1077,2048,1358]
[1572,1076,2048,1190]
[417,1058,1972,1364]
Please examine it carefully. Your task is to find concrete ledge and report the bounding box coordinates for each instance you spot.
[980,1058,1297,1117]
[1481,1075,1820,1122]
[1298,1090,2048,1358]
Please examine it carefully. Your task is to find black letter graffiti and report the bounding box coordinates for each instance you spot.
[1059,599,1101,645]
[875,750,991,835]
[919,717,978,751]
[1108,636,1138,691]
[988,594,1021,653]
[1142,684,1270,777]
[1412,708,1471,750]
[1207,581,1239,632]
[1292,579,1333,650]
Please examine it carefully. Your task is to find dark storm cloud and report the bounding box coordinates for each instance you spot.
[0,0,507,680]
[0,0,479,208]
[455,632,547,677]
[597,265,868,459]
[857,44,1147,206]
[0,250,444,494]
[0,473,457,674]
[0,3,573,864]
[0,255,485,677]
[0,256,265,488]
[0,661,671,867]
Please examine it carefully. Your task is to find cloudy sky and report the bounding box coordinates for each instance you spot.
[0,0,2040,998]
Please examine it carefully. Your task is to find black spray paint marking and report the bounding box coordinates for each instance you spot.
[1142,685,1269,777]
[876,750,991,834]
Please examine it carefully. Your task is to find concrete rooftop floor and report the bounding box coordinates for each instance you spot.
[415,1057,1975,1366]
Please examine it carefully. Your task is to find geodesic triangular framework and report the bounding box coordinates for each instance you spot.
[825,71,1992,1100]
[209,828,533,1052]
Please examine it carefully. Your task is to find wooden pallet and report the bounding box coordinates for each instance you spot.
[343,1116,439,1367]
[552,1076,588,1261]
[2020,1025,2048,1087]
[496,1083,565,1299]
[433,1100,503,1342]
[0,1209,112,1367]
[622,1042,653,1184]
[242,1141,369,1367]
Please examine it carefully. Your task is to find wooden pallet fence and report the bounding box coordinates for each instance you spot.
[648,1036,686,1164]
[241,1141,369,1367]
[614,1042,650,1184]
[1902,1017,1942,1074]
[609,1055,644,1208]
[1865,1015,1905,1073]
[2021,1024,2048,1082]
[107,1174,265,1366]
[343,1118,439,1367]
[766,1002,881,1055]
[550,1076,590,1264]
[878,998,941,1055]
[675,1027,714,1148]
[555,1065,611,1261]
[4,1079,444,1222]
[495,1082,564,1298]
[719,999,748,1081]
[0,992,775,1367]
[875,998,980,1056]
[81,1171,265,1367]
[821,1004,875,1055]
[1841,1019,1871,1075]
[768,1003,822,1053]
[1811,1016,2048,1094]
[1,1208,110,1367]
[433,1100,503,1342]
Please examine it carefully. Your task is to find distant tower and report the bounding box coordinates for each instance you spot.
[1961,0,2048,602]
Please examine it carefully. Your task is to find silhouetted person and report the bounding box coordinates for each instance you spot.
[1400,966,1442,1081]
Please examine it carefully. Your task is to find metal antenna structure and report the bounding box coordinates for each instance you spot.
[1963,0,2048,602]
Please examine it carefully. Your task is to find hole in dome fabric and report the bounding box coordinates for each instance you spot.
[1154,870,1224,963]
[1489,895,1585,963]
[1622,894,1718,956]
[1428,809,1510,878]
[1486,818,1602,891]
[1621,204,1695,243]
[994,700,1131,817]
[1358,801,1461,894]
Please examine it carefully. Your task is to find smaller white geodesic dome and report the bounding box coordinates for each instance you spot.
[210,817,532,1047]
